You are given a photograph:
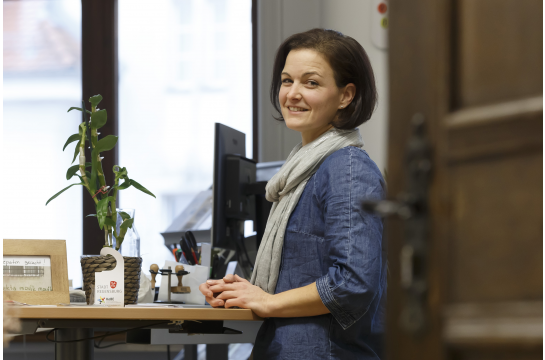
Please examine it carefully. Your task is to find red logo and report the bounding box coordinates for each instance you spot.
[110,281,117,289]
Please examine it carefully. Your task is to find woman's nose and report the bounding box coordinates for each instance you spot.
[287,84,302,101]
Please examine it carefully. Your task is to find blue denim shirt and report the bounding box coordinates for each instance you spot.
[253,146,387,360]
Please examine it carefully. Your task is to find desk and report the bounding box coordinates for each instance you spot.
[16,306,262,360]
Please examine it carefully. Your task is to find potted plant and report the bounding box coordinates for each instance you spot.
[46,94,155,305]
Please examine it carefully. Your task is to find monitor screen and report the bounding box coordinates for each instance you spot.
[211,123,246,249]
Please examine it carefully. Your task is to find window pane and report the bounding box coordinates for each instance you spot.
[3,0,83,287]
[118,0,252,271]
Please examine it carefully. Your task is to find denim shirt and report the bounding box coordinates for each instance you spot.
[253,146,387,360]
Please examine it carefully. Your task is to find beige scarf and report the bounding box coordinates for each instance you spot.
[250,127,364,293]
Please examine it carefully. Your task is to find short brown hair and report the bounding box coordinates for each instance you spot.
[270,28,378,130]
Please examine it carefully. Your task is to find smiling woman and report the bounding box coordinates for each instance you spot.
[200,28,386,360]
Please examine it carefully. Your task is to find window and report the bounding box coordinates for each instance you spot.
[118,0,252,270]
[3,0,83,287]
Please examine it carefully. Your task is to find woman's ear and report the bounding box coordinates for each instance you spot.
[340,83,356,108]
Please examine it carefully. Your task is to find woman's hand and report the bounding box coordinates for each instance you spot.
[201,277,330,318]
[198,274,239,308]
[208,275,273,318]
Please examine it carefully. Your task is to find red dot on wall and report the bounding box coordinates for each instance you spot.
[378,3,387,14]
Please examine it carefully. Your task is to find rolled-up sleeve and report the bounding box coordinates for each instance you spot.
[315,147,385,330]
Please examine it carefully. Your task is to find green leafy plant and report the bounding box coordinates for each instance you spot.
[47,95,155,250]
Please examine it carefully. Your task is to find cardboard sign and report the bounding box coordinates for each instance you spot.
[94,247,124,307]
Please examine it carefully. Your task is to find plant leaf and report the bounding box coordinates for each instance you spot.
[67,107,92,115]
[66,165,81,180]
[120,218,134,231]
[104,218,116,228]
[95,135,118,153]
[130,179,156,198]
[117,179,131,190]
[118,211,131,221]
[89,94,103,108]
[46,183,83,205]
[63,134,81,151]
[113,166,128,180]
[71,139,82,164]
[96,196,113,230]
[90,109,107,130]
[69,163,92,181]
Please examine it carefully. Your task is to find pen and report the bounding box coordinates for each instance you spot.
[190,248,199,265]
[180,235,194,265]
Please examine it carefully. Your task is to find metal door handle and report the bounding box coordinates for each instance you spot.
[362,114,432,335]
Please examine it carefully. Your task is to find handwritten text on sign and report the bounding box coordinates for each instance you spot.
[3,256,51,267]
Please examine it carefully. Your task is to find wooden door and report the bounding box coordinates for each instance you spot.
[386,1,542,359]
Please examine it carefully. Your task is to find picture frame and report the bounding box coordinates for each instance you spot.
[3,239,70,305]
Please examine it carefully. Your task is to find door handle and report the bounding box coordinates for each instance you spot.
[362,113,432,335]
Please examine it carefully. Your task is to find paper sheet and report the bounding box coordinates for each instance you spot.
[157,261,209,305]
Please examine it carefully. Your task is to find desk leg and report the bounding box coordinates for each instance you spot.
[206,344,228,360]
[185,344,198,360]
[55,328,94,360]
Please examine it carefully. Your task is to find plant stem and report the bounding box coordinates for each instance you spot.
[78,126,98,204]
[111,175,120,250]
[91,106,107,190]
[104,228,110,247]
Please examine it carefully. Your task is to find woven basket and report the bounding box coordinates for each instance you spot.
[80,255,142,305]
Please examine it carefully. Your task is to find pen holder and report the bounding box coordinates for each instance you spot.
[80,254,142,305]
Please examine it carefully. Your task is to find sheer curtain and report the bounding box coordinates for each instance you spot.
[118,0,253,273]
[3,0,83,287]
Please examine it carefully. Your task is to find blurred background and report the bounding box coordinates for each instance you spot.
[3,0,542,360]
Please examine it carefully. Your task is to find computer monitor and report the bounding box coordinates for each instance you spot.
[211,123,249,249]
[211,123,280,278]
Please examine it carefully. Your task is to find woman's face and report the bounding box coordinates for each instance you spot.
[279,49,354,145]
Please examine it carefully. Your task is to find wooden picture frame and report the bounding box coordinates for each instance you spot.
[3,239,69,305]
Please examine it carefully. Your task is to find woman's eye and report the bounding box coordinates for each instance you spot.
[282,78,292,84]
[308,80,318,86]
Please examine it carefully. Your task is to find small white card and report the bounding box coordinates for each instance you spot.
[94,247,124,307]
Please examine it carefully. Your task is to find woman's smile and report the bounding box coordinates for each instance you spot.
[287,106,309,113]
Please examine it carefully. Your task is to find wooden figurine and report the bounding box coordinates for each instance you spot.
[171,265,191,294]
[150,264,159,290]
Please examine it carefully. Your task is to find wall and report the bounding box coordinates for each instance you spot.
[257,0,389,174]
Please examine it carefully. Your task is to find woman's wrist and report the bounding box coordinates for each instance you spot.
[263,292,278,318]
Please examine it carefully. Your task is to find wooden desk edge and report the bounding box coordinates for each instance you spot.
[14,306,263,321]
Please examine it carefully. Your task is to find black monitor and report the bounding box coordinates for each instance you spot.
[211,123,247,250]
[211,123,274,278]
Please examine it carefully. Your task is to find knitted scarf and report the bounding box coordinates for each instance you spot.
[250,127,364,293]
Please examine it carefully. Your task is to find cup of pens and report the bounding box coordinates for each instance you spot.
[173,231,201,265]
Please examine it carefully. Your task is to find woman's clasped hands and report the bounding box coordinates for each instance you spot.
[199,275,273,318]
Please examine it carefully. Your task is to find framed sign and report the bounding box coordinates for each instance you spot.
[3,239,69,305]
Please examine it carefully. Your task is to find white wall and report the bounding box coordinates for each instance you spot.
[257,0,388,173]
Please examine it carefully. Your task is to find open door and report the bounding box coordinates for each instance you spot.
[386,1,542,359]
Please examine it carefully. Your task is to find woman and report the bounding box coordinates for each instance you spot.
[200,28,386,359]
